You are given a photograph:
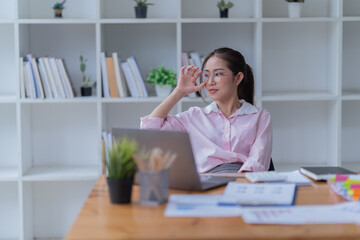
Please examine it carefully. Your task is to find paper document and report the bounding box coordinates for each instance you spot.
[279,170,312,186]
[219,182,297,206]
[164,194,242,217]
[242,202,360,224]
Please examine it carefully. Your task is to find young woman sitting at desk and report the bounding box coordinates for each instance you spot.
[140,47,272,173]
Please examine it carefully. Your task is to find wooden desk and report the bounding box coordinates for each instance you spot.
[66,176,360,240]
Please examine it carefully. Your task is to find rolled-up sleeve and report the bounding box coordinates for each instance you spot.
[239,110,272,172]
[140,115,187,132]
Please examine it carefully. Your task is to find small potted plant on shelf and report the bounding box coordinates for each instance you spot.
[134,0,154,19]
[147,65,177,97]
[217,0,234,18]
[105,138,138,204]
[53,0,66,18]
[80,54,95,97]
[285,0,305,18]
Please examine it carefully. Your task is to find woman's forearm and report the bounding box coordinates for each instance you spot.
[149,88,185,118]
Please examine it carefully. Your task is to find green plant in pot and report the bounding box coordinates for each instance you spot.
[134,0,154,19]
[53,0,66,18]
[147,65,176,97]
[80,54,95,97]
[217,0,234,18]
[105,138,138,204]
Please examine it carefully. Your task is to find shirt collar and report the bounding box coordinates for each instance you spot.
[202,99,258,116]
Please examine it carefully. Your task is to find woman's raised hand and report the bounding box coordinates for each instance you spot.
[175,65,206,96]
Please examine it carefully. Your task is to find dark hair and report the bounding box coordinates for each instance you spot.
[201,47,254,105]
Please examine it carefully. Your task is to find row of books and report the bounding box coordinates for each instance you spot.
[101,52,148,98]
[20,54,74,99]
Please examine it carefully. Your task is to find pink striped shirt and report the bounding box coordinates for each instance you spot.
[140,100,272,173]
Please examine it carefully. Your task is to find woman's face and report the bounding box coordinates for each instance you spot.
[203,56,243,102]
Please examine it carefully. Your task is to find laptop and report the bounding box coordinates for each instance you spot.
[111,127,234,191]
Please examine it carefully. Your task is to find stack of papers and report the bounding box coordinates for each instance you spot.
[219,182,297,206]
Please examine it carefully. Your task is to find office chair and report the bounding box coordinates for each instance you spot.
[268,158,275,171]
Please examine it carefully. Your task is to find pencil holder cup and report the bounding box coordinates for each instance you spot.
[139,169,169,205]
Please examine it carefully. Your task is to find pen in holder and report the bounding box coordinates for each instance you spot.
[139,169,169,205]
[133,147,177,205]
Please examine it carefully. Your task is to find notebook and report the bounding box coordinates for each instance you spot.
[300,166,357,181]
[111,128,234,191]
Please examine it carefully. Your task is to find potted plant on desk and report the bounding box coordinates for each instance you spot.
[147,65,176,97]
[105,138,138,204]
[217,0,234,18]
[134,0,154,18]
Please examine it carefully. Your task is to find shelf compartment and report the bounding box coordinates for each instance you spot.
[18,0,97,19]
[0,103,18,174]
[19,24,96,98]
[0,24,16,97]
[343,0,360,17]
[181,0,257,19]
[262,22,339,96]
[22,180,95,240]
[0,182,19,240]
[102,102,178,130]
[342,22,360,95]
[182,22,257,70]
[262,100,339,167]
[101,23,177,97]
[342,101,360,170]
[101,0,178,19]
[262,0,339,18]
[0,0,16,19]
[20,103,99,175]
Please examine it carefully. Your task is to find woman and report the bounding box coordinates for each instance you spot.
[140,47,272,173]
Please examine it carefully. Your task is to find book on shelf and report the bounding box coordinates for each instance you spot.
[112,52,127,98]
[19,57,26,99]
[300,166,357,181]
[49,57,66,98]
[27,54,45,99]
[23,61,37,99]
[105,56,120,98]
[38,58,53,99]
[42,57,59,98]
[100,52,111,98]
[127,56,148,97]
[121,61,140,97]
[56,58,74,98]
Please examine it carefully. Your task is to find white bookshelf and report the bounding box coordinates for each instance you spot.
[0,0,359,239]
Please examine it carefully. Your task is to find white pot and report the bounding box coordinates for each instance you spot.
[288,2,303,18]
[155,85,172,97]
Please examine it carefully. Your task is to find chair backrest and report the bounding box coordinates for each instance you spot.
[268,158,275,171]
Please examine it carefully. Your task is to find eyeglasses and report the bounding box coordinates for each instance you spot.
[202,72,227,82]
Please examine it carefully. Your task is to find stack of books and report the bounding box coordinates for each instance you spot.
[100,52,148,98]
[20,54,74,99]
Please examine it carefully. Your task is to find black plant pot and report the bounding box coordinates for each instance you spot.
[219,9,229,18]
[107,177,134,204]
[81,86,92,96]
[135,6,147,18]
[54,9,63,18]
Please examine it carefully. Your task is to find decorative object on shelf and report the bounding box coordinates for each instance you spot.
[285,0,305,18]
[80,54,95,97]
[134,0,154,19]
[105,138,138,204]
[217,0,234,18]
[53,0,66,18]
[147,65,176,97]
